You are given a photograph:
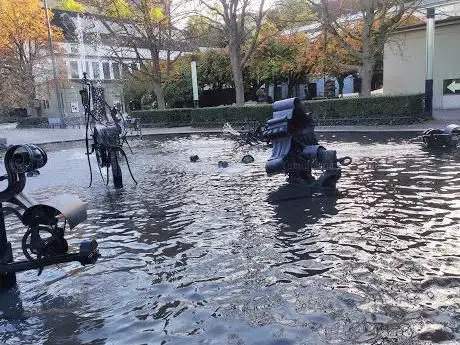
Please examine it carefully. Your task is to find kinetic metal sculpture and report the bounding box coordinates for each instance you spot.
[80,73,137,189]
[0,144,99,289]
[419,124,460,149]
[263,98,351,190]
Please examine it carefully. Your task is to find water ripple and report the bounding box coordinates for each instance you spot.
[0,133,459,344]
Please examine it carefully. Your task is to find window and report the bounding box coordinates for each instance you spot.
[83,61,90,75]
[69,61,79,79]
[70,44,78,54]
[92,62,100,79]
[112,63,120,79]
[122,63,130,77]
[103,62,111,79]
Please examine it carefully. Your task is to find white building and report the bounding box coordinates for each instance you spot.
[37,9,189,119]
[383,1,460,109]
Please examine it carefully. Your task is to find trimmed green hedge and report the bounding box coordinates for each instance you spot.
[16,117,49,128]
[132,108,192,127]
[129,93,426,128]
[306,94,425,123]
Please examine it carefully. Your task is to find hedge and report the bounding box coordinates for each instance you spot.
[16,117,49,128]
[128,93,426,128]
[132,108,192,127]
[306,94,425,123]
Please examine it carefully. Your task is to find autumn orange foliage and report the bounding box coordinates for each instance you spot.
[0,0,62,109]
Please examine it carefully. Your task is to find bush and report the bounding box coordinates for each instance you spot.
[190,106,228,126]
[16,117,49,128]
[131,108,192,127]
[226,104,272,124]
[128,94,425,128]
[306,94,425,124]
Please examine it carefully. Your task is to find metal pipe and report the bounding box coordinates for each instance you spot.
[43,0,65,125]
[425,7,435,116]
[191,58,199,108]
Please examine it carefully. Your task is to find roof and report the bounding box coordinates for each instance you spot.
[51,9,197,52]
[422,0,460,8]
[393,15,460,33]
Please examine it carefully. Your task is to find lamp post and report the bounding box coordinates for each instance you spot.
[43,0,65,125]
[425,7,435,117]
[191,56,199,108]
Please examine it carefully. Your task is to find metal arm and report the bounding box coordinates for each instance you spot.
[0,144,99,289]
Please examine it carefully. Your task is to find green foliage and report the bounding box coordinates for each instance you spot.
[186,16,227,48]
[164,56,193,108]
[150,7,165,22]
[57,0,85,12]
[131,108,192,127]
[198,50,233,88]
[164,82,193,108]
[107,0,132,18]
[190,107,229,126]
[306,94,426,125]
[123,70,155,109]
[268,0,314,31]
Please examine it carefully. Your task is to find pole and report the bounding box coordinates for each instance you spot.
[43,0,65,126]
[425,7,435,117]
[191,59,199,108]
[0,204,16,289]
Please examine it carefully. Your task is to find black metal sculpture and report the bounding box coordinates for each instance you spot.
[0,144,99,289]
[80,73,137,189]
[263,98,351,190]
[419,124,460,149]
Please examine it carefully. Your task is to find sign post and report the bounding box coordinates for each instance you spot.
[191,56,199,108]
[425,7,435,116]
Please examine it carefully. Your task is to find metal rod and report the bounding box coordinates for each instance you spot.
[0,203,17,288]
[43,0,65,125]
[425,7,435,116]
[0,253,81,273]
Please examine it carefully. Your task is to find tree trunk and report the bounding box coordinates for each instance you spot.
[152,80,166,109]
[337,76,345,97]
[360,9,375,97]
[360,58,374,97]
[287,80,294,98]
[229,43,245,106]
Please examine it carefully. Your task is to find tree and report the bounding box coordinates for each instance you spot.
[268,0,314,31]
[0,0,62,114]
[88,0,192,110]
[308,0,421,96]
[197,49,233,89]
[185,16,227,48]
[310,29,361,96]
[196,0,268,105]
[247,33,313,99]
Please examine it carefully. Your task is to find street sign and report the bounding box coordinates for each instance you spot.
[443,79,460,95]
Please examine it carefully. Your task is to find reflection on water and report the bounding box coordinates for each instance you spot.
[0,133,459,344]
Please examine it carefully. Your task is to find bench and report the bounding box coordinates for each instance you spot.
[48,117,64,128]
[123,117,142,137]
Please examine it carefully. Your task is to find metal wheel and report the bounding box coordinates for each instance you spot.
[21,225,68,261]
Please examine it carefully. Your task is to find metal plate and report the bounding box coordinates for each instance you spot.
[22,194,87,229]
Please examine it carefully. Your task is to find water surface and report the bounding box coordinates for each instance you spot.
[0,132,459,345]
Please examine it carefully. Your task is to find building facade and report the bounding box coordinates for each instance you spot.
[36,7,183,119]
[384,3,460,109]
